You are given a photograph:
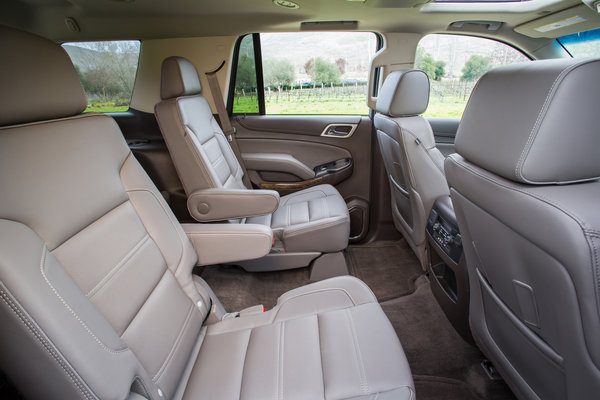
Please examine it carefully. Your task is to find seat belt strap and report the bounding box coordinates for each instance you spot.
[205,61,252,189]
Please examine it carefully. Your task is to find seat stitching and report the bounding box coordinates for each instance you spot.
[514,62,589,182]
[182,124,217,187]
[315,314,326,399]
[273,288,358,323]
[0,285,97,400]
[39,244,129,354]
[50,199,130,252]
[449,156,600,327]
[87,234,151,298]
[278,321,285,400]
[153,301,195,381]
[346,308,370,395]
[283,218,348,238]
[124,186,185,274]
[237,328,253,399]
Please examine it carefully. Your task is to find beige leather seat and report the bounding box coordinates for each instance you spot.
[155,57,350,271]
[374,70,449,268]
[0,26,414,400]
[446,59,600,400]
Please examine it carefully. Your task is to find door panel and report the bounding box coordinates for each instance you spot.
[233,115,373,241]
[427,117,460,157]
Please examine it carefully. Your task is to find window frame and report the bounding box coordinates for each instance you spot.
[227,32,383,116]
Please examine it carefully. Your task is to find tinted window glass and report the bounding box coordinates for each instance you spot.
[232,34,259,114]
[558,28,600,58]
[62,41,140,112]
[415,34,529,117]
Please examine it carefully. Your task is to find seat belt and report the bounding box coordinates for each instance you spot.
[205,61,252,189]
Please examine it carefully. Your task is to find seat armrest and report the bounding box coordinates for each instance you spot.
[187,188,280,222]
[182,223,273,266]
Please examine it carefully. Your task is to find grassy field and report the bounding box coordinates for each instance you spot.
[83,91,468,117]
[84,106,129,113]
[423,96,467,118]
[232,91,466,117]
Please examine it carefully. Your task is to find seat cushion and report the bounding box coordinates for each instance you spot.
[247,184,350,253]
[183,276,415,400]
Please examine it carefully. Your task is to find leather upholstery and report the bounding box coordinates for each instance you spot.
[182,223,273,266]
[247,184,351,253]
[375,70,429,117]
[374,69,448,268]
[0,26,87,126]
[184,276,415,399]
[187,188,280,222]
[160,56,202,100]
[455,59,600,185]
[155,56,350,258]
[446,58,600,400]
[0,26,413,400]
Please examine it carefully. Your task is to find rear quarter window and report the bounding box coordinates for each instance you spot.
[62,41,141,113]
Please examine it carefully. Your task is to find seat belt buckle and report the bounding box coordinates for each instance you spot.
[240,304,266,317]
[226,127,237,142]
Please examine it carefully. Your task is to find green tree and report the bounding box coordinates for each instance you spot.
[461,55,491,81]
[417,53,445,81]
[263,58,295,88]
[236,55,257,90]
[304,57,341,85]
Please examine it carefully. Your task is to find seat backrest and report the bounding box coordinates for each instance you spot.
[374,69,448,265]
[155,57,246,196]
[0,27,212,400]
[445,58,600,400]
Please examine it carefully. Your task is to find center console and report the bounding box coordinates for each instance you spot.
[426,195,473,343]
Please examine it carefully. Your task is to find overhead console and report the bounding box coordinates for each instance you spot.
[515,3,600,38]
[426,195,472,343]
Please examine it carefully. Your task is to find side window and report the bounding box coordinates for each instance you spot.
[62,41,141,112]
[232,35,259,114]
[230,32,378,115]
[414,34,529,118]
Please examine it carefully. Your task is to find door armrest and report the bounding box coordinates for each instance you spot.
[182,223,273,266]
[187,188,279,222]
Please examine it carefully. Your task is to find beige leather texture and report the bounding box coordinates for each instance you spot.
[446,58,600,400]
[247,184,351,253]
[375,69,430,117]
[0,26,87,127]
[455,58,600,185]
[155,56,350,259]
[374,69,448,268]
[186,188,280,222]
[183,223,273,266]
[182,276,415,399]
[160,56,203,100]
[0,27,412,400]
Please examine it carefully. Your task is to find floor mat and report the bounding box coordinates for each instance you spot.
[198,265,311,311]
[348,240,423,302]
[414,376,481,400]
[381,278,516,400]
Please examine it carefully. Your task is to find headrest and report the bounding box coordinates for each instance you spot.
[375,69,429,117]
[455,58,600,185]
[160,56,202,100]
[0,26,87,126]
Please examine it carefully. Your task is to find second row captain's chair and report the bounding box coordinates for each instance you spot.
[155,57,350,271]
[374,69,449,268]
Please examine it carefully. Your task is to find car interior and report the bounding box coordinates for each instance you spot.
[0,1,599,399]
